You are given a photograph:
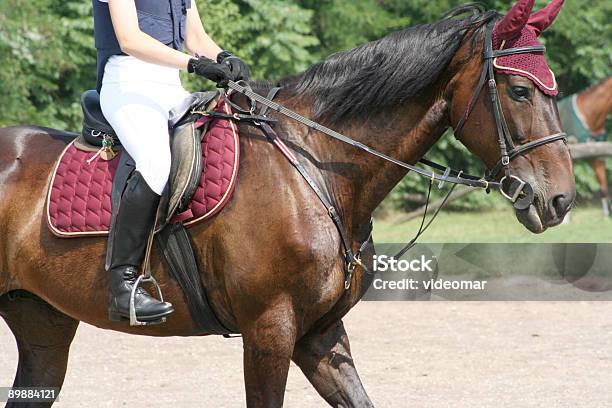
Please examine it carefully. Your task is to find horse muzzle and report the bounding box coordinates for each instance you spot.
[513,182,575,233]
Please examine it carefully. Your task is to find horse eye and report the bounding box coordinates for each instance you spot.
[511,86,531,99]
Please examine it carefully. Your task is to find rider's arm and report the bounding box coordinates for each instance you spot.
[184,1,223,59]
[107,0,191,70]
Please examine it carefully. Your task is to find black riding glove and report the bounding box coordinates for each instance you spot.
[217,51,250,83]
[187,57,232,87]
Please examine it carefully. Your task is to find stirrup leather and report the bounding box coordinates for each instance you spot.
[129,214,169,326]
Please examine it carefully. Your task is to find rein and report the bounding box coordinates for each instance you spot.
[215,21,566,290]
[227,81,495,191]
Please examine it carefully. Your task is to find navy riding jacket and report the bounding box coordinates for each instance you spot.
[92,0,192,91]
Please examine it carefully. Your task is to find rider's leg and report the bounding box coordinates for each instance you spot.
[105,169,174,322]
[100,84,183,322]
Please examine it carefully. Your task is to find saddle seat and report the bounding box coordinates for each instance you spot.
[46,90,241,237]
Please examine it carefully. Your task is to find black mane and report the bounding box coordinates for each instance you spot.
[283,7,498,126]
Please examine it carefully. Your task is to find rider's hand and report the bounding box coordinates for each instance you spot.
[217,51,250,83]
[188,57,232,87]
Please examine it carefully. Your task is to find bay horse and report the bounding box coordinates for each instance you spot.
[559,76,612,215]
[0,2,575,407]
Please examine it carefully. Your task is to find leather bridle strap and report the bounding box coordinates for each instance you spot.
[487,132,568,179]
[455,45,547,135]
[491,45,546,58]
[454,57,489,135]
[453,22,566,209]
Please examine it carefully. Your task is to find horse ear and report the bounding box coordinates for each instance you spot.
[494,0,536,40]
[528,0,565,36]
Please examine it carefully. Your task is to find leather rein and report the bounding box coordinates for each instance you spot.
[214,21,566,290]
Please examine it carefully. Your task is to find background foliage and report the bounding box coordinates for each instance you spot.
[0,0,610,209]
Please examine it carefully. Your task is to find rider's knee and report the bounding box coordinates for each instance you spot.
[137,150,171,195]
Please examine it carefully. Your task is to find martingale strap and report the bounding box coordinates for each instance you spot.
[198,85,372,289]
[194,110,278,125]
[254,87,371,289]
[261,122,362,289]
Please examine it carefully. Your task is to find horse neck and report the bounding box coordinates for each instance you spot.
[301,90,450,231]
[281,21,485,235]
[577,77,612,132]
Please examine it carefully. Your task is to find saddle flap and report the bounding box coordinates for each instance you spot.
[166,121,204,224]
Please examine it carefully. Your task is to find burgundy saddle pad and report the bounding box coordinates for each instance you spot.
[46,101,240,238]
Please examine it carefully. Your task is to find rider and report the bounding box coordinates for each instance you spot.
[92,0,249,323]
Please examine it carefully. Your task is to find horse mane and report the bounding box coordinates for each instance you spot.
[274,5,499,126]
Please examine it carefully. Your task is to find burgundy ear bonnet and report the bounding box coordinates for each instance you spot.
[492,0,564,96]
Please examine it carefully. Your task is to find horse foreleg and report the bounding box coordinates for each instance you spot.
[241,303,297,408]
[589,159,610,215]
[292,320,374,408]
[0,291,79,408]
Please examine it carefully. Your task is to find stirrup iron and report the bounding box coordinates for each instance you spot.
[129,274,167,326]
[129,225,168,326]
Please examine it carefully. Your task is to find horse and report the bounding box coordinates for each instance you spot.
[0,1,575,407]
[559,76,612,215]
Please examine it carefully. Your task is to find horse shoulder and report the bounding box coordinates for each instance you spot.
[207,170,346,332]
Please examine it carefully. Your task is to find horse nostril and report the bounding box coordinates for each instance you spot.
[551,193,572,218]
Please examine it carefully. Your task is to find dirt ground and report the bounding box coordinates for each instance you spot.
[1,301,612,407]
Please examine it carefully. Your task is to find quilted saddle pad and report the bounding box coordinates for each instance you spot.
[46,102,240,238]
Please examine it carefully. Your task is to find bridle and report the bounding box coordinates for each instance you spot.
[453,21,567,210]
[218,18,568,288]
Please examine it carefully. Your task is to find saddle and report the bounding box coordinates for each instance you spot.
[80,89,217,225]
[47,90,241,236]
[45,90,242,333]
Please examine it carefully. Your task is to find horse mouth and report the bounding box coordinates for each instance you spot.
[515,204,546,233]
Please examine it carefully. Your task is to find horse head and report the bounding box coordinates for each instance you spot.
[450,0,575,233]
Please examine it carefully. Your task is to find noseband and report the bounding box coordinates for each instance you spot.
[453,23,567,210]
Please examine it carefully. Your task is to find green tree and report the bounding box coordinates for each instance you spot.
[0,0,95,129]
[298,0,409,57]
[183,0,319,91]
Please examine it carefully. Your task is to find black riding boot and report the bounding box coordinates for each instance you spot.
[107,171,174,322]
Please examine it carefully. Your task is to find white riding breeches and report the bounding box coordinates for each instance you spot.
[100,55,190,195]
